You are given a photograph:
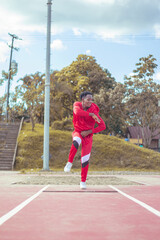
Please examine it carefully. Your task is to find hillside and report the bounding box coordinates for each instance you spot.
[15,123,160,171]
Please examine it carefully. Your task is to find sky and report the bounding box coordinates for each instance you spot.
[1,0,160,96]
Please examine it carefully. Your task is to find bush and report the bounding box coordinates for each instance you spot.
[51,118,73,131]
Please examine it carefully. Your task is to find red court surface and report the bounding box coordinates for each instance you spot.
[116,185,160,211]
[0,184,160,240]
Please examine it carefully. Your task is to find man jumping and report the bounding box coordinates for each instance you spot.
[64,91,106,189]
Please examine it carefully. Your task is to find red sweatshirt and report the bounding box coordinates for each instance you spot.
[73,102,106,134]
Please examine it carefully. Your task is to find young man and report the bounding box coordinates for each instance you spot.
[64,91,106,189]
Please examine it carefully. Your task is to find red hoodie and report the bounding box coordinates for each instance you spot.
[73,102,106,134]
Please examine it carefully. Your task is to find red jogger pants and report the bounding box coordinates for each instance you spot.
[68,131,93,182]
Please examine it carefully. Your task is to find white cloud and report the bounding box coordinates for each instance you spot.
[154,24,160,38]
[129,72,134,77]
[0,0,160,43]
[51,39,66,51]
[52,0,160,44]
[81,0,115,5]
[53,0,160,40]
[0,42,9,63]
[51,26,65,36]
[154,71,160,81]
[0,1,46,41]
[73,28,82,36]
[82,0,130,5]
[86,50,91,55]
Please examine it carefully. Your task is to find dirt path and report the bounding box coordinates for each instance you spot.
[0,170,160,186]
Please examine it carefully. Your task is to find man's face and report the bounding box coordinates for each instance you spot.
[82,94,93,108]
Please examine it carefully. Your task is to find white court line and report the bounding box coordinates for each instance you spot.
[0,185,49,226]
[133,181,149,185]
[115,175,150,186]
[129,180,150,186]
[109,185,160,217]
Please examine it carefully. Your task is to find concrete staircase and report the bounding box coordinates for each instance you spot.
[0,122,20,170]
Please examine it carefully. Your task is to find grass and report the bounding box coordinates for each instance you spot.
[15,123,160,171]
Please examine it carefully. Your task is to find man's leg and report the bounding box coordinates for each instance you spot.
[64,132,82,172]
[68,135,81,163]
[81,136,93,184]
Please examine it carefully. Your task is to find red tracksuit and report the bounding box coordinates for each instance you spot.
[68,101,106,182]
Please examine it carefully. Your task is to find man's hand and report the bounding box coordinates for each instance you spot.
[81,130,92,138]
[89,113,101,123]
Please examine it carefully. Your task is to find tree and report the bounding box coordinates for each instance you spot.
[0,68,18,119]
[55,54,116,117]
[0,95,6,120]
[95,55,160,142]
[0,68,17,85]
[124,55,160,147]
[16,72,45,130]
[50,70,73,121]
[94,84,126,135]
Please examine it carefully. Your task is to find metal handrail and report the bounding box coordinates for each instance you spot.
[12,117,24,170]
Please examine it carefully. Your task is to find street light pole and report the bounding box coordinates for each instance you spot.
[6,36,14,122]
[6,33,22,122]
[43,0,52,170]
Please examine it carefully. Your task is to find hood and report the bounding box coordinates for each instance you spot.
[91,103,99,113]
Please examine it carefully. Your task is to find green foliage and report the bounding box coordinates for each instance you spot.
[1,54,115,126]
[51,118,73,131]
[0,69,17,84]
[16,72,45,130]
[124,55,160,147]
[0,69,18,117]
[15,123,160,171]
[0,95,6,117]
[94,85,126,135]
[53,54,116,118]
[16,123,72,169]
[103,54,160,145]
[2,53,160,148]
[50,70,73,119]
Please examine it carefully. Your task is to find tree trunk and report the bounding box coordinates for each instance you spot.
[30,114,35,131]
[141,127,152,148]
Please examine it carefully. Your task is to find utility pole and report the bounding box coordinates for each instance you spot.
[43,0,52,170]
[6,33,22,122]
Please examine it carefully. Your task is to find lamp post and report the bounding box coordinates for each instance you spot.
[43,0,52,170]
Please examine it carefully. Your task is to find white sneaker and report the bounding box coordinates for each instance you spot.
[64,162,72,173]
[80,182,86,189]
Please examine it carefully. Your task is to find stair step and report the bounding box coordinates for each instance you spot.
[0,167,12,170]
[0,150,14,152]
[0,161,12,163]
[0,162,12,166]
[0,155,14,158]
[0,160,12,165]
[0,158,13,161]
[5,146,16,148]
[0,166,12,169]
[0,121,21,170]
[0,156,14,159]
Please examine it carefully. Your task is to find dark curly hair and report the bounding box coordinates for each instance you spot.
[80,91,92,100]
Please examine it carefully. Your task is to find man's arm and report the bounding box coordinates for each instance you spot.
[73,102,90,117]
[74,102,100,122]
[81,129,93,138]
[92,113,106,134]
[89,113,100,123]
[81,114,106,137]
